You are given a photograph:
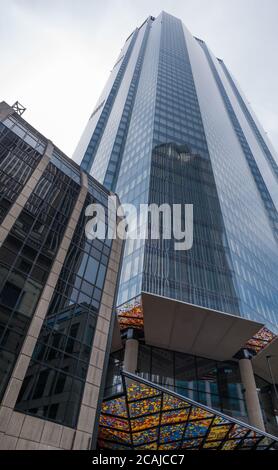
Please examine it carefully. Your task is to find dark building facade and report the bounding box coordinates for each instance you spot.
[0,102,123,449]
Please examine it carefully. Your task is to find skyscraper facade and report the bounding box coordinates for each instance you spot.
[74,12,278,332]
[73,12,278,449]
[0,11,278,452]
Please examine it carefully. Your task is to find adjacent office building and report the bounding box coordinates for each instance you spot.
[0,10,278,451]
[0,101,123,449]
[73,12,278,449]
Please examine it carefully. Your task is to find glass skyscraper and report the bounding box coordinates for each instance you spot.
[0,11,278,451]
[74,12,278,332]
[73,12,278,449]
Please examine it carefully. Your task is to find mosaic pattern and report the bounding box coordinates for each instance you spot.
[245,326,276,354]
[117,296,144,331]
[98,373,278,450]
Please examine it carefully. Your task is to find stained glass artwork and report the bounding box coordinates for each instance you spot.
[163,394,190,411]
[98,372,278,450]
[131,414,160,431]
[159,442,181,450]
[99,414,129,430]
[189,407,214,420]
[98,427,131,444]
[183,420,212,439]
[203,441,222,449]
[129,396,161,417]
[160,424,185,443]
[181,438,203,449]
[161,408,190,424]
[244,326,276,354]
[127,382,159,401]
[117,296,144,331]
[206,425,231,441]
[136,443,158,450]
[222,439,241,450]
[213,415,230,425]
[133,428,158,445]
[101,396,127,417]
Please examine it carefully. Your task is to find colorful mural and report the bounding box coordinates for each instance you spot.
[117,296,144,331]
[98,373,278,450]
[245,326,276,354]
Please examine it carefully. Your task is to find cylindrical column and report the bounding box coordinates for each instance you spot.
[123,337,139,374]
[239,355,265,431]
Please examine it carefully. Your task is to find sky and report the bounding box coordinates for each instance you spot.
[1,0,278,157]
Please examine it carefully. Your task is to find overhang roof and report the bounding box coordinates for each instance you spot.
[142,292,263,361]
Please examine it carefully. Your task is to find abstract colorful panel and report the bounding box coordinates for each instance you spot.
[163,393,190,411]
[244,326,276,354]
[98,373,278,451]
[136,443,158,450]
[131,413,160,431]
[182,438,203,449]
[228,424,249,439]
[99,414,129,431]
[221,439,241,450]
[101,396,128,417]
[127,382,159,401]
[159,424,185,443]
[129,396,161,417]
[189,407,214,420]
[117,296,144,331]
[183,420,211,439]
[203,441,222,449]
[206,425,231,441]
[161,408,190,424]
[99,427,131,444]
[133,428,158,445]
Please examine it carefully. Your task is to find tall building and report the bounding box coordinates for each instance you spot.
[0,11,278,452]
[0,101,123,449]
[73,12,278,449]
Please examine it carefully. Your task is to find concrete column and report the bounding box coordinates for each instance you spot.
[239,356,265,431]
[123,338,139,374]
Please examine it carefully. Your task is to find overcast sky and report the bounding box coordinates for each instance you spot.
[1,0,278,157]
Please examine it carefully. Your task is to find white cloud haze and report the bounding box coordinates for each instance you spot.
[1,0,278,157]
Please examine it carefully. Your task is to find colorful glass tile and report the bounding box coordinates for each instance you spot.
[183,420,211,439]
[127,382,160,402]
[206,425,231,441]
[117,296,144,331]
[159,442,181,450]
[129,396,161,417]
[244,326,276,354]
[222,439,241,450]
[189,407,214,420]
[131,413,160,431]
[182,438,203,448]
[228,424,249,439]
[99,414,129,431]
[203,440,222,449]
[213,415,230,425]
[161,408,190,425]
[159,423,185,443]
[98,427,131,444]
[101,396,128,418]
[133,428,158,445]
[162,393,190,411]
[136,443,158,450]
